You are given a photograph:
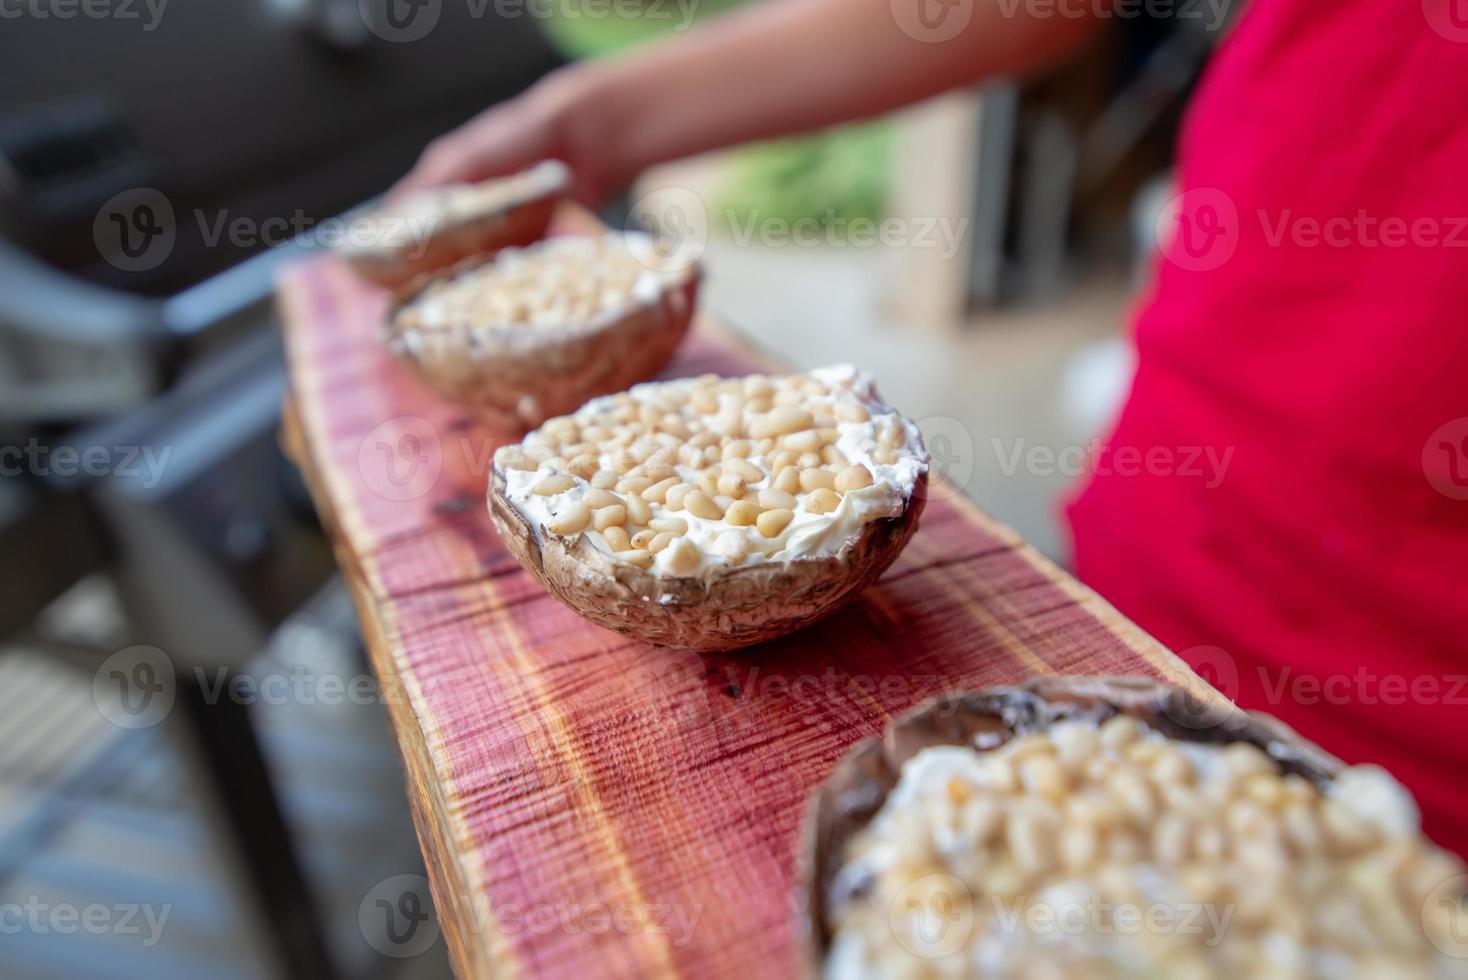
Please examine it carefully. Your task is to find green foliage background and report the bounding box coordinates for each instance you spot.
[541,0,893,232]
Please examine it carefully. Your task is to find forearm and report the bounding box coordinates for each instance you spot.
[558,0,1103,188]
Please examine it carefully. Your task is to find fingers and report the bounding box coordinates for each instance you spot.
[390,96,553,202]
[390,136,476,202]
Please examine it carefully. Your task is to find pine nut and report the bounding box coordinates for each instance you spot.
[725,459,764,484]
[800,468,837,492]
[547,502,590,535]
[797,452,823,468]
[583,489,622,510]
[721,439,751,460]
[601,526,631,552]
[835,463,874,493]
[725,499,760,526]
[619,548,654,568]
[1019,755,1068,802]
[625,494,652,525]
[616,475,653,496]
[649,517,688,535]
[1099,715,1141,750]
[642,477,678,503]
[1059,824,1099,870]
[758,488,797,510]
[649,532,676,553]
[784,430,822,453]
[685,491,724,521]
[982,755,1019,793]
[1007,801,1059,878]
[713,530,747,561]
[565,454,600,479]
[822,446,849,468]
[774,466,801,494]
[591,470,618,490]
[533,475,576,495]
[1107,768,1156,826]
[756,509,794,538]
[717,473,746,498]
[593,505,627,531]
[665,483,693,510]
[773,406,814,435]
[770,450,798,473]
[696,469,720,498]
[1152,811,1192,865]
[804,488,841,514]
[691,389,718,414]
[496,450,536,472]
[630,528,656,549]
[835,401,869,423]
[658,535,697,574]
[1224,742,1275,780]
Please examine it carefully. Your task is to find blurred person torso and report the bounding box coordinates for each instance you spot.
[1067,0,1468,854]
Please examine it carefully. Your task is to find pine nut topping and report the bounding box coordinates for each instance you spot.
[396,232,683,333]
[497,366,926,575]
[827,716,1465,978]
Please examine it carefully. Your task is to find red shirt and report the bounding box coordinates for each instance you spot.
[1066,0,1468,855]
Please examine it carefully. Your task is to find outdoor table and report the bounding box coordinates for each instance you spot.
[278,210,1215,978]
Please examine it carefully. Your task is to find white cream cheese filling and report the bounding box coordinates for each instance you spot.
[499,365,927,578]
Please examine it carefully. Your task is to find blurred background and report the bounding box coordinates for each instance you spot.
[0,0,1230,976]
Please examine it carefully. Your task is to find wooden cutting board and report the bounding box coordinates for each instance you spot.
[277,212,1216,979]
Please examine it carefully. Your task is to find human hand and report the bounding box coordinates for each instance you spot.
[391,68,611,206]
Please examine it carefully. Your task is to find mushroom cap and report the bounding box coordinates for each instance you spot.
[796,676,1346,976]
[386,243,699,433]
[342,161,569,292]
[490,467,926,652]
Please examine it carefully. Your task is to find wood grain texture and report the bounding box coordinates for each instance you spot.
[277,215,1218,979]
